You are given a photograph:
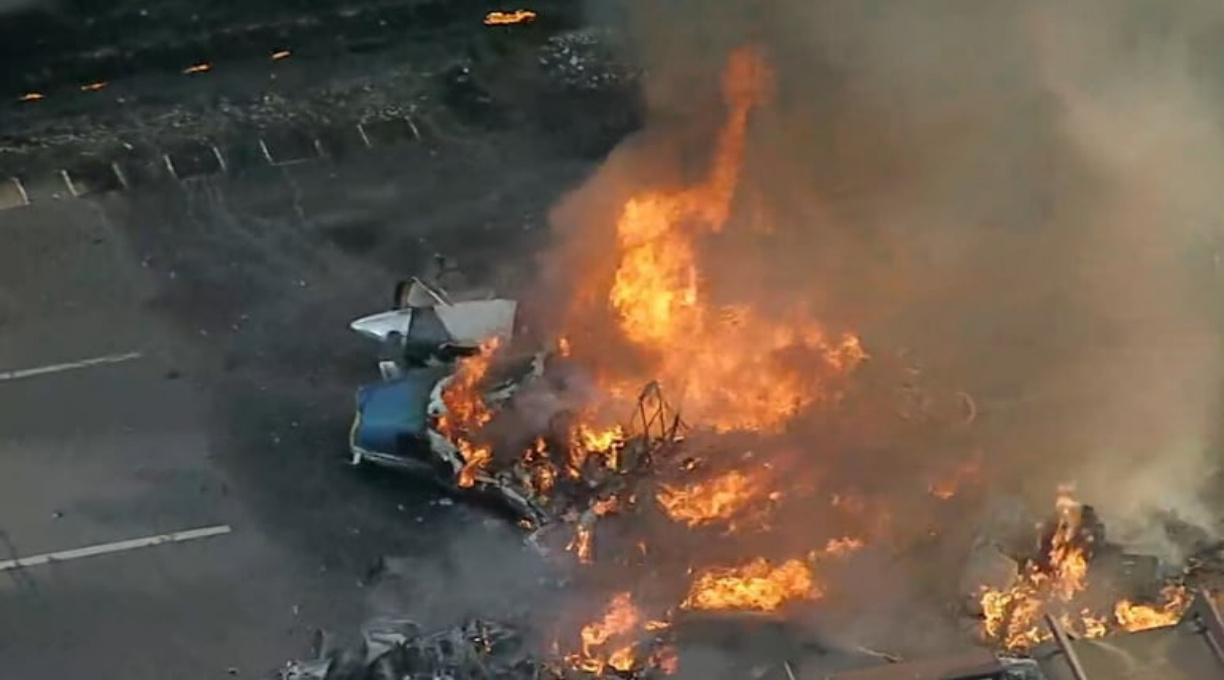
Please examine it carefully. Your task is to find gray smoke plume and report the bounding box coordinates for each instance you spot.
[547,0,1224,589]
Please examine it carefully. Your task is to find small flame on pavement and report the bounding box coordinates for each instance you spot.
[18,92,44,102]
[183,63,212,74]
[484,9,537,25]
[271,50,291,60]
[80,81,108,92]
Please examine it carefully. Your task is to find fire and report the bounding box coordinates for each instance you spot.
[816,536,864,558]
[978,487,1099,651]
[79,81,107,92]
[593,46,864,432]
[456,441,493,489]
[973,487,1196,650]
[569,524,594,564]
[573,424,625,453]
[484,9,536,25]
[569,422,626,472]
[1115,585,1190,632]
[656,469,767,527]
[437,339,500,487]
[18,92,44,102]
[682,557,819,612]
[1047,490,1090,600]
[182,63,212,74]
[521,438,556,496]
[573,592,643,673]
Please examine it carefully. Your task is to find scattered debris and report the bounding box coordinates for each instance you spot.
[275,617,673,680]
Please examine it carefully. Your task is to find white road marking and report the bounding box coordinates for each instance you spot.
[0,351,143,382]
[0,525,232,571]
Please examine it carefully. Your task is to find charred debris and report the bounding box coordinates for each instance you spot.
[275,591,1224,680]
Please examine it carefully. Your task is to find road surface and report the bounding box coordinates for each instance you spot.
[0,134,589,678]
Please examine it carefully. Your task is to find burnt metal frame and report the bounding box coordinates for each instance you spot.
[1042,589,1224,680]
[1043,614,1089,680]
[626,381,687,454]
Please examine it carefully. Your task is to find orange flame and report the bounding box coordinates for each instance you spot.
[590,46,864,432]
[682,557,819,612]
[978,487,1107,651]
[456,441,493,489]
[484,9,537,25]
[656,469,768,527]
[1115,585,1190,631]
[568,524,594,564]
[572,592,643,673]
[437,339,500,487]
[566,421,626,475]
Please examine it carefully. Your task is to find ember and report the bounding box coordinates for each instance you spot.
[484,9,537,25]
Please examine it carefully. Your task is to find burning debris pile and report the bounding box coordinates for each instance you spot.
[974,486,1204,652]
[276,614,680,680]
[334,37,1224,680]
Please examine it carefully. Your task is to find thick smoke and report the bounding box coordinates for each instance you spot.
[549,0,1224,580]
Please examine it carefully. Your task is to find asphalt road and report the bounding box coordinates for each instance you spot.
[0,135,588,678]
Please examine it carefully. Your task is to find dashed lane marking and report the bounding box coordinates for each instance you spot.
[0,351,143,382]
[0,525,233,571]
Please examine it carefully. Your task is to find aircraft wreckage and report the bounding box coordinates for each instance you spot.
[346,275,687,536]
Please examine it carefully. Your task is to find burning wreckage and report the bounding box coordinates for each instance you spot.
[327,47,1224,680]
[346,276,686,532]
[335,276,1224,680]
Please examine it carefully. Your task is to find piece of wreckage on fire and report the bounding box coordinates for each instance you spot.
[341,277,1224,680]
[346,275,687,535]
